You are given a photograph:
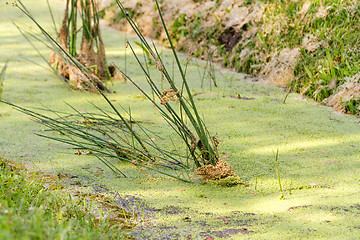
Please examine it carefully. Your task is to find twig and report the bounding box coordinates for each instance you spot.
[283,87,292,104]
[131,160,160,182]
[275,149,285,200]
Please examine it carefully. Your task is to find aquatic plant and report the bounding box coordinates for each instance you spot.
[115,0,219,167]
[51,0,113,91]
[274,149,285,200]
[16,0,112,92]
[2,0,236,183]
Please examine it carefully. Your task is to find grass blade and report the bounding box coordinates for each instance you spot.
[0,61,9,100]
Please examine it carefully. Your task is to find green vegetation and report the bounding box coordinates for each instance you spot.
[2,0,226,183]
[2,0,360,239]
[115,0,220,167]
[16,0,112,91]
[260,1,360,103]
[0,158,126,240]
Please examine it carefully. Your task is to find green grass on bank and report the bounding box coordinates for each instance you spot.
[0,158,126,240]
[259,1,360,104]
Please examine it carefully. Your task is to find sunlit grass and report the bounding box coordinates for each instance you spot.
[0,158,126,239]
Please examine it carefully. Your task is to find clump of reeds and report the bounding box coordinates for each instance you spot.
[16,0,112,92]
[115,0,220,168]
[49,0,112,91]
[2,0,238,183]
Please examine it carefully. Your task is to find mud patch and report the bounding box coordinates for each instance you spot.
[200,228,254,238]
[330,204,360,215]
[162,205,186,215]
[131,210,260,239]
[288,205,313,211]
[218,27,242,52]
[229,94,255,100]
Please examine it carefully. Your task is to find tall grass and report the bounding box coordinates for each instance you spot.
[115,0,219,167]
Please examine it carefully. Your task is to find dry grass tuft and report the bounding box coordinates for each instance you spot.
[195,159,237,181]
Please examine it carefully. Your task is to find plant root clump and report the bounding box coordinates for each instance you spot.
[195,159,241,183]
[49,0,113,92]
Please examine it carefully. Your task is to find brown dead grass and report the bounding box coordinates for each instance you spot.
[195,159,237,181]
[49,0,111,92]
[260,48,300,86]
[325,74,360,112]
